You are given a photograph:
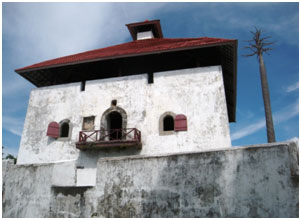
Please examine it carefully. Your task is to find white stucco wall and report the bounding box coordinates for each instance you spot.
[17,65,231,165]
[76,168,97,186]
[52,161,76,186]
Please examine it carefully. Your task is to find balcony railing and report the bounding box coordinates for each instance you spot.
[76,128,142,150]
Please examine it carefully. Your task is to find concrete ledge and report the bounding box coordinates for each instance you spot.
[98,141,297,163]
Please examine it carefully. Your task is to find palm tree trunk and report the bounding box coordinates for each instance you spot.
[259,53,276,142]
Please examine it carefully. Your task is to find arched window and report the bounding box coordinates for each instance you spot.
[159,112,176,136]
[159,112,188,135]
[163,115,174,131]
[46,119,72,140]
[59,119,72,140]
[60,122,69,138]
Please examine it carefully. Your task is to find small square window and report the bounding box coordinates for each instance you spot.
[82,116,95,131]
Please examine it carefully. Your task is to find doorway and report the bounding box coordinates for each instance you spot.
[107,111,122,140]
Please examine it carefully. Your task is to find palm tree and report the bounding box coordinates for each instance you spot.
[244,28,276,143]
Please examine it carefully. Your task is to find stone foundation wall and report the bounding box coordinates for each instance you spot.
[2,141,299,217]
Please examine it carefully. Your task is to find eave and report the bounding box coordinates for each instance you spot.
[15,40,238,122]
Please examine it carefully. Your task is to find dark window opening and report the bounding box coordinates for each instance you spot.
[163,116,174,131]
[80,81,86,92]
[60,122,69,137]
[148,72,154,84]
[107,111,122,140]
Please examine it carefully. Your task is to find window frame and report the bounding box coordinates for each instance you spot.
[82,116,96,131]
[159,112,176,136]
[58,119,72,141]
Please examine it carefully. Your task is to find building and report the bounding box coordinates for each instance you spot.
[15,19,237,187]
[15,19,237,169]
[3,19,298,218]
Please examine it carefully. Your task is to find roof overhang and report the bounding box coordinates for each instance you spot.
[15,40,237,122]
[16,41,234,74]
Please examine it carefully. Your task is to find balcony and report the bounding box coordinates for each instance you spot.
[76,128,142,150]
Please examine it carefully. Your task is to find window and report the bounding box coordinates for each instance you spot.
[60,122,69,137]
[59,120,72,139]
[159,112,176,136]
[46,119,72,140]
[82,116,95,131]
[163,115,174,131]
[159,112,187,135]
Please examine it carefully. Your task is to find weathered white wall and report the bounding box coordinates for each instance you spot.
[76,168,97,186]
[18,66,231,165]
[52,161,76,186]
[2,142,299,217]
[2,160,54,217]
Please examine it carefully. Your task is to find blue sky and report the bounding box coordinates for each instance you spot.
[2,2,299,156]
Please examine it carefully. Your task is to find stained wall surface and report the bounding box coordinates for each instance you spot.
[17,66,231,165]
[2,142,299,218]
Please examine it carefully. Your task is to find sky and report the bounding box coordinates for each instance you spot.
[2,2,299,157]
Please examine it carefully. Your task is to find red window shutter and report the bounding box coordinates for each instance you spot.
[174,114,187,131]
[47,122,60,138]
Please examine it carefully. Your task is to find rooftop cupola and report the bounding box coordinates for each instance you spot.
[126,19,163,41]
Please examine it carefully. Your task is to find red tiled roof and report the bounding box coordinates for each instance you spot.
[16,37,235,72]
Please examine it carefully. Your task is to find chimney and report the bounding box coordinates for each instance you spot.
[126,20,163,41]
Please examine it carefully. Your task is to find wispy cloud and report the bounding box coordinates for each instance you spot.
[3,115,25,136]
[231,119,266,141]
[199,3,299,46]
[285,82,299,93]
[231,99,299,141]
[274,99,299,122]
[3,2,168,66]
